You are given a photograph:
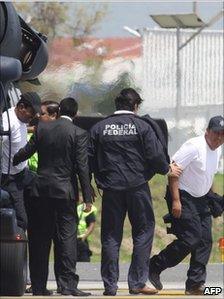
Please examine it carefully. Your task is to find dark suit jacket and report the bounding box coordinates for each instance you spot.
[13,117,92,203]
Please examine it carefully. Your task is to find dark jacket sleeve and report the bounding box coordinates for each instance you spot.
[143,125,169,175]
[88,127,98,175]
[141,114,170,163]
[75,129,92,203]
[13,133,37,166]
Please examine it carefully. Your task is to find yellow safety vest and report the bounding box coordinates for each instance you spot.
[77,204,97,240]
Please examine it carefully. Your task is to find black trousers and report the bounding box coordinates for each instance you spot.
[53,175,80,288]
[101,183,155,292]
[150,189,212,289]
[1,169,35,230]
[77,239,92,262]
[26,196,79,293]
[53,231,62,289]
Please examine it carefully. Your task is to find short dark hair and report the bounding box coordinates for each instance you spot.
[114,88,143,111]
[17,92,41,114]
[17,99,34,111]
[59,97,78,118]
[41,100,59,116]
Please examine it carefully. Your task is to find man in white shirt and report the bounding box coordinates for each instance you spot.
[148,115,224,295]
[1,92,41,230]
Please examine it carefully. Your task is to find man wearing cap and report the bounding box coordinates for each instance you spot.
[148,115,224,295]
[1,92,41,230]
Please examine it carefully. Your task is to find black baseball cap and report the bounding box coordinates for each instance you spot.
[20,92,41,114]
[208,115,224,132]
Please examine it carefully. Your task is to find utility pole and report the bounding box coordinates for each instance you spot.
[193,2,197,14]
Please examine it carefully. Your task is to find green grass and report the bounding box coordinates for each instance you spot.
[214,173,224,194]
[50,174,223,263]
[210,173,223,263]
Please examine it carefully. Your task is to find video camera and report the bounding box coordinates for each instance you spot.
[0,2,48,99]
[0,2,49,177]
[0,3,49,296]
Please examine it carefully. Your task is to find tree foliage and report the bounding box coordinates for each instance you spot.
[96,72,141,115]
[14,2,68,41]
[14,2,108,43]
[69,3,108,45]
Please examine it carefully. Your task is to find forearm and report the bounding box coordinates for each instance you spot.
[78,170,92,203]
[83,223,95,239]
[168,176,180,202]
[13,142,37,165]
[144,128,169,175]
[169,176,182,218]
[76,132,92,203]
[15,148,32,163]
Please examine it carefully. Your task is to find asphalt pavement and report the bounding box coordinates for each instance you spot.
[1,263,223,299]
[62,262,223,286]
[34,263,224,298]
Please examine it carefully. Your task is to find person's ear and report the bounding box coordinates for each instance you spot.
[50,112,57,119]
[18,103,25,111]
[134,103,138,113]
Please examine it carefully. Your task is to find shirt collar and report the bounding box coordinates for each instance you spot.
[114,110,135,115]
[60,115,73,122]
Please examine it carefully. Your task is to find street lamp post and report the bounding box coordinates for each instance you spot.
[123,26,141,38]
[176,26,181,125]
[150,13,205,144]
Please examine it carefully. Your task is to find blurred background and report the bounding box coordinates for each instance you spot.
[14,1,223,156]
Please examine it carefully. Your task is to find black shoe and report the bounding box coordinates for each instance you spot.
[33,289,53,296]
[185,284,205,295]
[103,290,117,296]
[43,289,53,296]
[61,288,91,296]
[57,286,62,294]
[148,270,163,290]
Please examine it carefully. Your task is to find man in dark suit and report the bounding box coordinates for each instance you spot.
[13,97,92,296]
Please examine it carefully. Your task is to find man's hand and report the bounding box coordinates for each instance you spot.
[83,202,92,213]
[81,235,87,241]
[77,234,87,242]
[172,200,182,218]
[78,234,87,241]
[168,163,182,178]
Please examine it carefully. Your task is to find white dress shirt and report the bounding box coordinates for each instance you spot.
[172,135,221,197]
[2,107,28,175]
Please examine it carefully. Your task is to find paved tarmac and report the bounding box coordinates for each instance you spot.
[60,262,223,285]
[1,263,223,298]
[47,263,223,298]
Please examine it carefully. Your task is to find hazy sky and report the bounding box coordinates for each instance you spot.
[84,1,223,37]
